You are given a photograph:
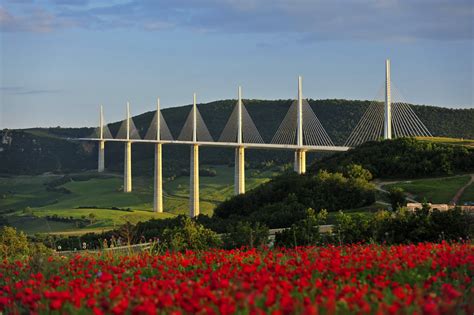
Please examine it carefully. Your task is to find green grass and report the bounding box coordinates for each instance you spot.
[0,165,277,235]
[416,136,474,148]
[459,181,474,204]
[384,175,471,204]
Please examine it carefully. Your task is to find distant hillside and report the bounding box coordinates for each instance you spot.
[1,99,473,175]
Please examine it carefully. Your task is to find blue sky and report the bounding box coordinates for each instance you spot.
[1,0,473,128]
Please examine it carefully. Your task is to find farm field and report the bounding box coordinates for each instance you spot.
[1,243,472,314]
[0,166,278,235]
[384,175,472,204]
[416,136,474,148]
[459,181,474,204]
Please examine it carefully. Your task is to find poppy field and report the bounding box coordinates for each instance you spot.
[1,242,473,314]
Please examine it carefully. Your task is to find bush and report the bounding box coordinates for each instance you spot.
[332,212,373,244]
[388,187,407,210]
[274,209,327,247]
[332,206,473,244]
[214,170,375,228]
[161,217,222,252]
[0,226,30,259]
[223,221,269,249]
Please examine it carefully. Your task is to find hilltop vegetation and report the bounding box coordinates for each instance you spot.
[207,138,473,227]
[1,99,473,175]
[313,138,474,179]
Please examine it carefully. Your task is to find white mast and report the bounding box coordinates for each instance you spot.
[384,59,392,139]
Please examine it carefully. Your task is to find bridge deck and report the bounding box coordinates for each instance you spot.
[76,138,351,152]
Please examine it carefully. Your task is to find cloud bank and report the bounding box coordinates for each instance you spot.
[1,0,472,40]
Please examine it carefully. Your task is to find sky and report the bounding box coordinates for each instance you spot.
[0,0,473,129]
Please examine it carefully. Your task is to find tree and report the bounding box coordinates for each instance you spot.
[344,164,373,181]
[274,208,327,247]
[88,213,97,225]
[0,226,30,259]
[223,221,269,249]
[388,187,407,210]
[161,217,222,252]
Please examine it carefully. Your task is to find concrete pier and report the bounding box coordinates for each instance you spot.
[98,105,105,173]
[124,102,132,193]
[294,76,306,174]
[154,143,163,212]
[190,144,199,217]
[234,86,245,194]
[98,140,105,173]
[235,146,245,194]
[294,149,306,174]
[124,141,132,192]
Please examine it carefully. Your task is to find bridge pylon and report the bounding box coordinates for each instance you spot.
[153,98,163,213]
[295,76,306,174]
[384,59,392,139]
[190,93,200,217]
[235,86,245,195]
[124,102,132,193]
[98,105,105,173]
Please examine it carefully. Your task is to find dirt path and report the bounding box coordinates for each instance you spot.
[373,180,418,203]
[451,174,474,205]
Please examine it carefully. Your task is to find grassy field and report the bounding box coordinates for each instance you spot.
[0,165,277,235]
[384,175,471,204]
[459,180,474,204]
[416,136,474,148]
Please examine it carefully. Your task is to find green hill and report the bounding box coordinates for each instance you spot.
[1,99,473,175]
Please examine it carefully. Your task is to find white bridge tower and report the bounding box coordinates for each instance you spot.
[384,59,392,139]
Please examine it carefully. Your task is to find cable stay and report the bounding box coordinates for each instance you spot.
[345,84,432,147]
[271,100,334,146]
[218,101,264,143]
[302,100,334,146]
[144,112,174,140]
[177,106,213,142]
[116,117,141,140]
[90,125,113,139]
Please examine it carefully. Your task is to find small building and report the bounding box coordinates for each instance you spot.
[406,202,474,213]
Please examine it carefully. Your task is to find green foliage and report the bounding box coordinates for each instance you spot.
[222,221,269,249]
[214,170,375,228]
[344,164,373,181]
[388,187,407,210]
[332,207,472,244]
[314,138,474,179]
[332,212,373,244]
[274,209,328,247]
[0,226,30,259]
[161,216,222,252]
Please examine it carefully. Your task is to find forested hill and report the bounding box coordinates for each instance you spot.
[0,99,473,175]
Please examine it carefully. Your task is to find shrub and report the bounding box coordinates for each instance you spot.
[332,212,373,244]
[161,217,222,252]
[332,206,472,244]
[0,226,30,259]
[388,187,407,210]
[223,221,269,249]
[274,209,327,247]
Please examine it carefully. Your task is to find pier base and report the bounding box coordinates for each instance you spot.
[153,143,163,213]
[294,149,306,174]
[234,147,245,195]
[98,140,105,173]
[124,141,132,193]
[190,144,199,217]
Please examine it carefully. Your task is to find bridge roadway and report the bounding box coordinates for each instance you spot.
[76,138,351,152]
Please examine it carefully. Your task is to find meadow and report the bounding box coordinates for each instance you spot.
[384,175,472,204]
[0,166,277,235]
